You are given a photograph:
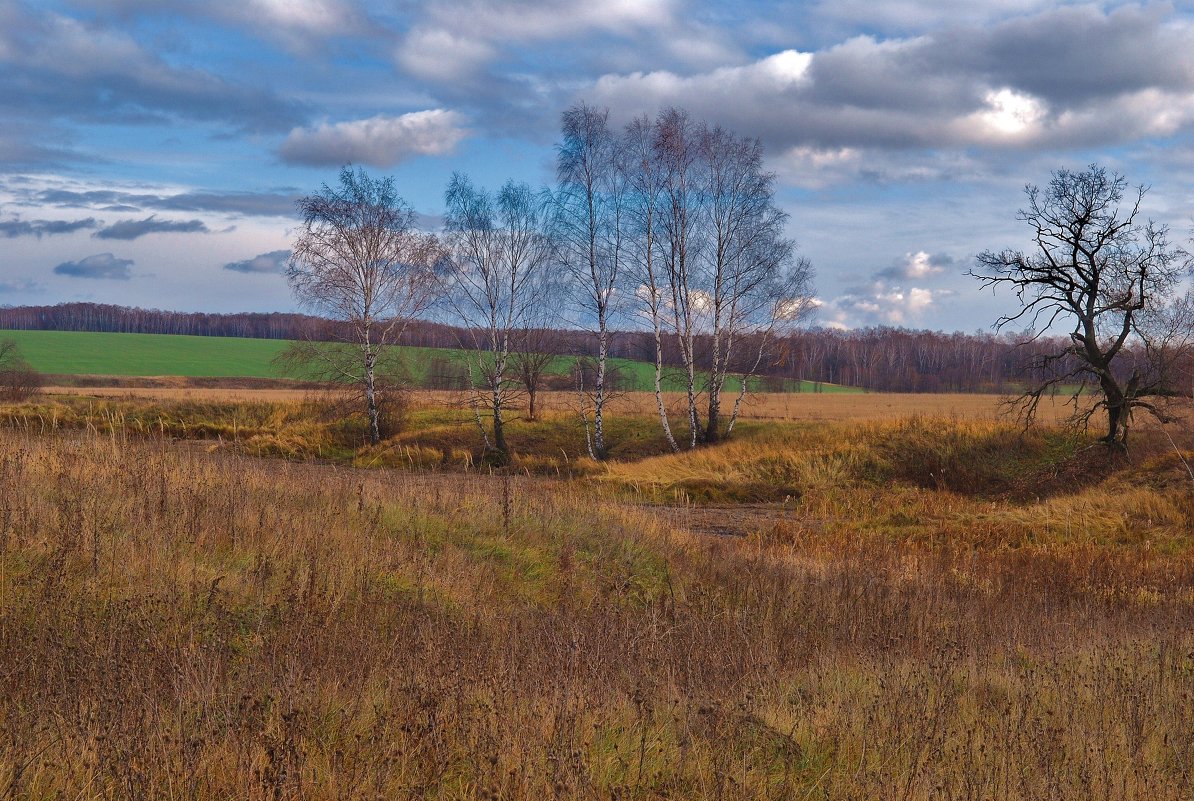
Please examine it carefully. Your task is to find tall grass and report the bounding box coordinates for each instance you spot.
[2,426,1194,798]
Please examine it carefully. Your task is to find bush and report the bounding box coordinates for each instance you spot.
[0,366,44,402]
[0,339,43,402]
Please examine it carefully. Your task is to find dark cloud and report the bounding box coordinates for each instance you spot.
[223,249,290,274]
[65,0,372,53]
[0,2,305,168]
[157,191,300,217]
[875,251,954,281]
[53,253,134,280]
[28,188,299,218]
[93,215,209,240]
[0,217,98,238]
[0,130,91,170]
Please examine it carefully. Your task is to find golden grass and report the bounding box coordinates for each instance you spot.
[2,426,1194,799]
[42,386,1075,422]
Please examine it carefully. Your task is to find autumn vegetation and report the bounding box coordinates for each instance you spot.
[1,386,1193,799]
[2,112,1193,798]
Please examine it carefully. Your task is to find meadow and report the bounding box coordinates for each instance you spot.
[1,329,859,394]
[1,388,1193,799]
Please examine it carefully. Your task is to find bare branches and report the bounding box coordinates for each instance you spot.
[971,164,1193,448]
[287,166,442,445]
[441,174,557,463]
[554,102,626,458]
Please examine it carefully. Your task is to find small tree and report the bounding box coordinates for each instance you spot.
[286,166,442,445]
[510,327,558,422]
[973,165,1192,447]
[441,174,556,462]
[0,340,43,402]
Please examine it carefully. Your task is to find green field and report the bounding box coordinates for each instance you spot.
[0,329,861,393]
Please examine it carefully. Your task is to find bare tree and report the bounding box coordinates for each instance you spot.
[654,107,706,448]
[554,102,626,458]
[510,327,558,422]
[698,124,814,442]
[286,166,442,445]
[441,174,556,462]
[973,165,1191,448]
[623,108,814,447]
[623,114,680,452]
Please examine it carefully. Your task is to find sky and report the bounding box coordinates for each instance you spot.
[1,0,1193,333]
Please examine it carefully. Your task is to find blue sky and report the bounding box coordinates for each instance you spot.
[1,0,1192,331]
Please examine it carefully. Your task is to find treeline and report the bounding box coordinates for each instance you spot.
[1,301,1075,393]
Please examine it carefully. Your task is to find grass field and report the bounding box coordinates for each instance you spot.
[1,390,1193,798]
[1,329,861,394]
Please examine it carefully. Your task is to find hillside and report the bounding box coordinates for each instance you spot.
[0,329,861,393]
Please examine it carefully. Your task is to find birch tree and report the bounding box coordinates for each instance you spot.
[623,114,679,451]
[441,174,555,463]
[626,107,813,447]
[654,107,706,448]
[698,125,812,442]
[554,102,626,458]
[286,166,442,445]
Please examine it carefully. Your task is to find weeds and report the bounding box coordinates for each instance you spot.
[1,423,1193,798]
[2,393,1194,797]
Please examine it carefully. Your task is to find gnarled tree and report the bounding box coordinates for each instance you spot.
[287,166,442,445]
[973,165,1191,448]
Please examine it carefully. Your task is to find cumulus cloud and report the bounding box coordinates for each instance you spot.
[278,110,468,167]
[875,251,953,281]
[92,215,210,240]
[819,246,961,328]
[584,5,1194,162]
[824,284,954,327]
[224,250,290,274]
[53,253,134,280]
[0,217,98,238]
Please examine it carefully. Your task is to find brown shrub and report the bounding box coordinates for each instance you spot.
[0,365,43,402]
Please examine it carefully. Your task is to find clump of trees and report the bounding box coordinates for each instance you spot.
[553,105,814,455]
[285,104,815,459]
[973,165,1193,448]
[0,339,43,402]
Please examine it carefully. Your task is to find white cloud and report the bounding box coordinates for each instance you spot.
[581,5,1194,168]
[278,110,468,167]
[397,28,496,82]
[963,88,1048,141]
[825,284,952,327]
[394,0,678,80]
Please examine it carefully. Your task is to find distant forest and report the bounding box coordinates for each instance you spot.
[0,302,1063,393]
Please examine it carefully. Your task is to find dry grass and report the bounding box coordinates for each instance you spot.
[1,417,1194,798]
[3,391,1194,798]
[42,386,1075,422]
